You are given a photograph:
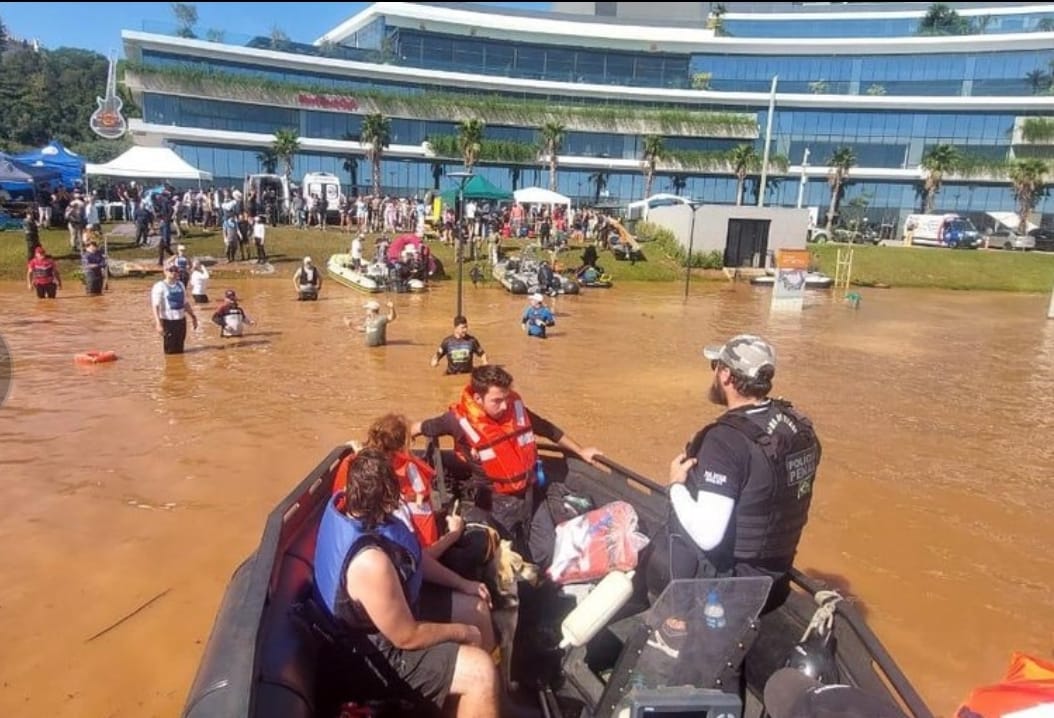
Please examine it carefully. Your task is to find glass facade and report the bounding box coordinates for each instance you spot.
[691,49,1054,96]
[142,94,742,158]
[723,12,1054,39]
[393,30,691,88]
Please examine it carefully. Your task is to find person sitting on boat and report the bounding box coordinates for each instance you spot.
[313,448,500,718]
[81,240,107,296]
[350,234,365,270]
[26,246,62,299]
[292,256,322,301]
[536,261,559,296]
[645,334,822,612]
[211,289,255,338]
[410,364,602,565]
[431,315,488,375]
[521,293,555,339]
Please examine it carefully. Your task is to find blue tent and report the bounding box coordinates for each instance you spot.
[0,154,62,197]
[12,140,85,189]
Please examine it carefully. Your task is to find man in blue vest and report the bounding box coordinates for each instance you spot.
[313,448,499,717]
[646,334,822,610]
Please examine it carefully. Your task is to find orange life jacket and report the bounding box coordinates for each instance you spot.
[451,386,537,495]
[331,450,439,547]
[391,451,439,546]
[956,652,1054,718]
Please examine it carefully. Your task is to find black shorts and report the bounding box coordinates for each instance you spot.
[371,584,457,711]
[192,294,209,304]
[34,283,57,299]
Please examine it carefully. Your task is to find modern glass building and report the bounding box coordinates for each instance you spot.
[121,1,1054,227]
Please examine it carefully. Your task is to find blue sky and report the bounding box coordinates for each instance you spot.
[2,2,551,56]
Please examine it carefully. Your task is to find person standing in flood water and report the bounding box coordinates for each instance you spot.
[645,334,822,614]
[151,264,199,355]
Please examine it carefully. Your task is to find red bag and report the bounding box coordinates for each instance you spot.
[547,501,649,585]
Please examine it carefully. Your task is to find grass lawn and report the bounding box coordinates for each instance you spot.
[0,224,690,283]
[811,243,1054,292]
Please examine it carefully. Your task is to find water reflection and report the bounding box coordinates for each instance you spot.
[0,279,1052,717]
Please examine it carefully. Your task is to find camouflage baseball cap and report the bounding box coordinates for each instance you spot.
[703,334,777,378]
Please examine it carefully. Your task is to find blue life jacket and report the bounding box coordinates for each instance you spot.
[313,496,423,631]
[165,281,186,311]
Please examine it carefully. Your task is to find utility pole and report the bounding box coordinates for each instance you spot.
[796,147,810,209]
[757,75,779,208]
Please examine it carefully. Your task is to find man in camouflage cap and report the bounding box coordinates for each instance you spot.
[646,333,822,622]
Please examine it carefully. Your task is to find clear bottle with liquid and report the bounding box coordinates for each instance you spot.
[704,588,727,629]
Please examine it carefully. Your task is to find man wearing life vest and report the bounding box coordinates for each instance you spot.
[646,335,822,610]
[313,449,499,718]
[26,246,62,299]
[411,365,602,564]
[151,264,199,354]
[292,255,322,301]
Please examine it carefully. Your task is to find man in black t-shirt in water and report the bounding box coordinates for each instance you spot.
[431,315,488,375]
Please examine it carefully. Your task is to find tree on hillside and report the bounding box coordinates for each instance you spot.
[917,3,971,35]
[0,16,9,52]
[920,144,961,213]
[1008,158,1049,232]
[641,135,666,199]
[171,3,198,39]
[271,128,300,180]
[729,144,758,206]
[457,119,484,172]
[825,146,856,232]
[361,113,391,196]
[539,121,565,192]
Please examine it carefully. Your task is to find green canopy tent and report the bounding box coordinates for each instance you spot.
[439,174,513,206]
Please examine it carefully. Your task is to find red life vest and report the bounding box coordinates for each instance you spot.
[451,386,537,495]
[331,450,439,547]
[391,451,439,547]
[28,257,56,286]
[955,652,1054,718]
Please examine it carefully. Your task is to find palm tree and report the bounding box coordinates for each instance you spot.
[1007,158,1049,232]
[917,3,970,35]
[641,135,666,199]
[457,119,485,172]
[508,166,522,192]
[271,128,300,182]
[920,144,961,213]
[431,162,445,190]
[729,144,758,206]
[589,171,609,204]
[343,156,360,196]
[539,121,565,192]
[825,147,856,232]
[1025,69,1050,94]
[256,148,278,174]
[360,113,391,196]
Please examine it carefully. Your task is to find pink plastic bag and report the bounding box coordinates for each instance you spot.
[548,501,650,585]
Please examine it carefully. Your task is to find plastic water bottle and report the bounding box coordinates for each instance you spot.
[535,458,548,489]
[704,588,727,630]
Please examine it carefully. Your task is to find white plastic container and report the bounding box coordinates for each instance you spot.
[558,570,635,649]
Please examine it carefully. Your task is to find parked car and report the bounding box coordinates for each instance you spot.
[1028,228,1054,252]
[984,228,1035,251]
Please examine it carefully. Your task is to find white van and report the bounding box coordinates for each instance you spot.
[302,172,342,210]
[244,173,291,219]
[903,213,979,249]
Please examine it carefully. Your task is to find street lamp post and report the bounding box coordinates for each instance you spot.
[446,170,474,318]
[683,201,700,300]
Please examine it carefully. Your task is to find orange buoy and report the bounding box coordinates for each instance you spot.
[75,351,118,365]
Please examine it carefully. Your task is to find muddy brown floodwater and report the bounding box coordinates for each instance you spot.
[0,276,1052,717]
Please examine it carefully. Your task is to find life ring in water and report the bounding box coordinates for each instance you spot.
[75,351,118,365]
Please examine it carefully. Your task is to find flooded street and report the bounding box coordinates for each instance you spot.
[1,276,1052,717]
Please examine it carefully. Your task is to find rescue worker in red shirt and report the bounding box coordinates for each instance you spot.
[410,364,602,565]
[26,246,62,299]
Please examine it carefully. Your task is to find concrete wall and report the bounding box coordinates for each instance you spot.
[647,205,811,268]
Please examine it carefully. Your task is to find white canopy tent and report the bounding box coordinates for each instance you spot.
[986,210,1037,233]
[514,186,572,206]
[85,146,212,182]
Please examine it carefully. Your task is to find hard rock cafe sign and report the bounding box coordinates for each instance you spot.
[89,54,128,140]
[296,93,359,112]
